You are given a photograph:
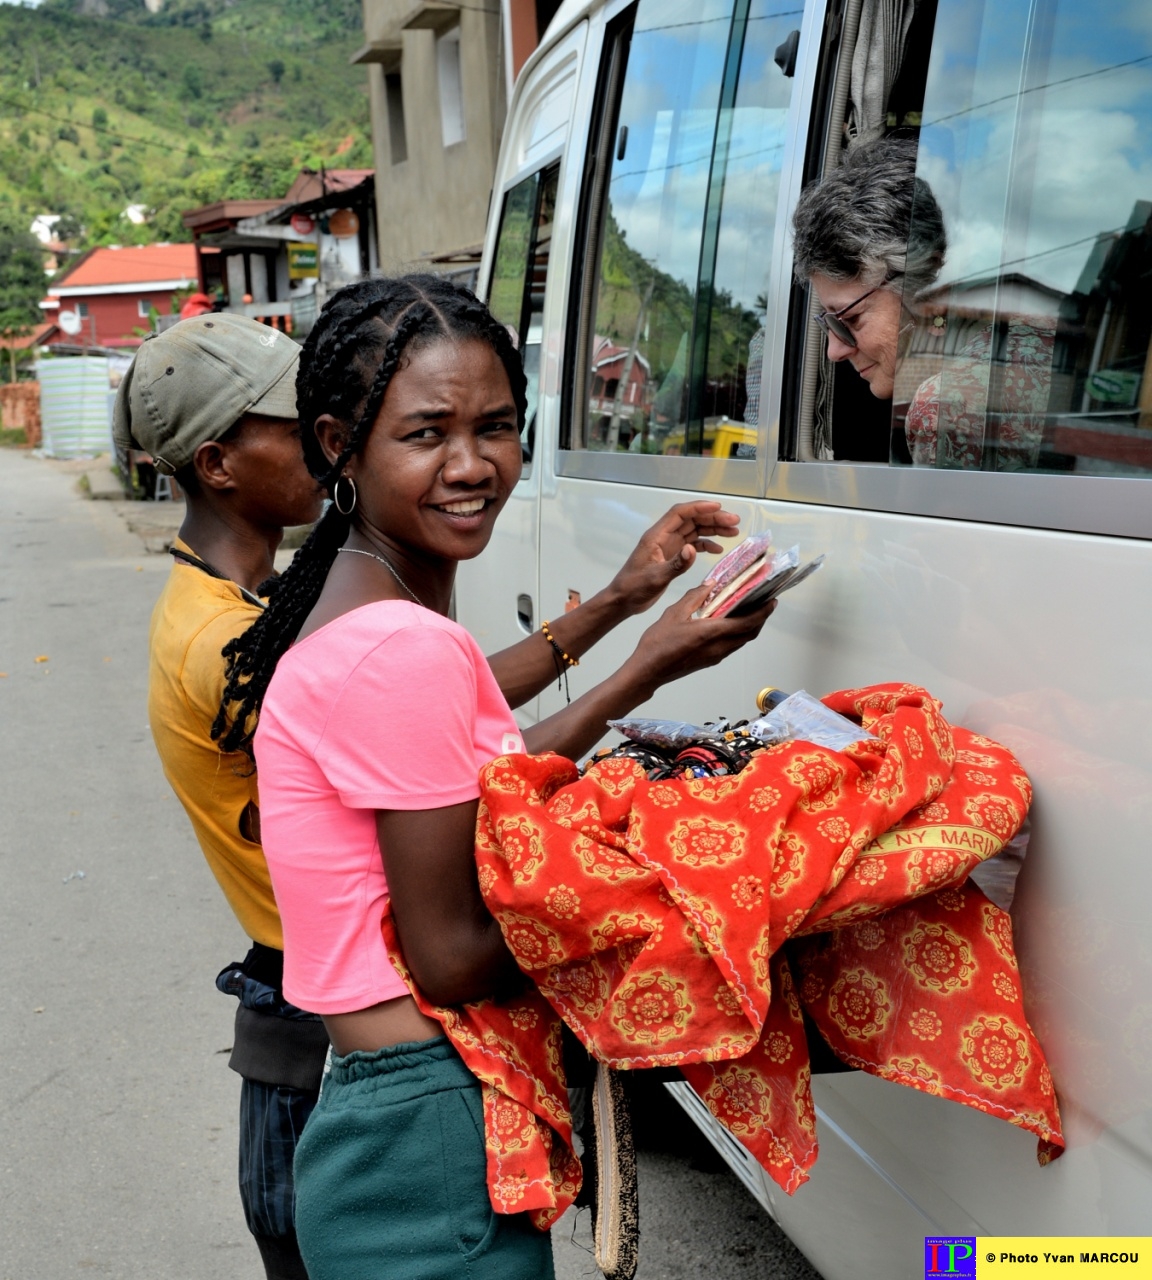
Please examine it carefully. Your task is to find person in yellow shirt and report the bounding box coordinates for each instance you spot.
[116,315,326,1280]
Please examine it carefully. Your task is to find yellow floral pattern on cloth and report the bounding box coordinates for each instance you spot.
[383,684,1063,1226]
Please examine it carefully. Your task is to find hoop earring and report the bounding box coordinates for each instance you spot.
[333,474,357,516]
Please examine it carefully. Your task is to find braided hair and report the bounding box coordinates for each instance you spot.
[211,273,528,754]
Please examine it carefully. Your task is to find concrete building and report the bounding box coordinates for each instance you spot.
[353,0,563,277]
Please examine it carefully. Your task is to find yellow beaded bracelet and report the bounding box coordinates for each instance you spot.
[541,620,579,667]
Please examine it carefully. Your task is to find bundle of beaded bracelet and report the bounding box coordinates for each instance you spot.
[584,722,766,780]
[541,619,578,704]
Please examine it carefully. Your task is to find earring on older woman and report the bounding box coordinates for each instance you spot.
[333,475,358,516]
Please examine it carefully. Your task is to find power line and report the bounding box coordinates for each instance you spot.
[609,140,785,184]
[638,10,803,32]
[944,224,1130,288]
[923,52,1152,129]
[0,90,212,156]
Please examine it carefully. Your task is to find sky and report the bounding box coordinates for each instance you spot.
[917,0,1152,295]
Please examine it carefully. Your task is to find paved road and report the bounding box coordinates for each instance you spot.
[0,447,823,1280]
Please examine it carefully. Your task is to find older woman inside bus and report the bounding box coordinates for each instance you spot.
[791,137,1053,471]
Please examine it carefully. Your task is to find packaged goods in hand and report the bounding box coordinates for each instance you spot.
[695,532,824,619]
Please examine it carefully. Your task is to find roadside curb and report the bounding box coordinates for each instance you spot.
[81,465,125,501]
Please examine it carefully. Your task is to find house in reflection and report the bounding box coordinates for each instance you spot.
[587,334,651,448]
[1043,200,1152,472]
[1059,201,1152,425]
[899,271,1065,395]
[892,201,1152,474]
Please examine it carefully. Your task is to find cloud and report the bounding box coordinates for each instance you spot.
[606,3,796,309]
[912,0,1152,294]
[919,59,1152,295]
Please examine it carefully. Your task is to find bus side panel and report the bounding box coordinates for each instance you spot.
[468,2,1152,1274]
[530,474,1152,1272]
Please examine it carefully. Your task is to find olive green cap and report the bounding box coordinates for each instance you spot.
[112,314,300,475]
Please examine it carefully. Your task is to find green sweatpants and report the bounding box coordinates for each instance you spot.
[294,1036,555,1280]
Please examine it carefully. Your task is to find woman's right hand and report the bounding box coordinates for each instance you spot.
[522,581,776,761]
[622,581,777,699]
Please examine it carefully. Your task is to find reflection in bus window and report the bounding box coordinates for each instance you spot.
[488,165,559,460]
[575,0,798,458]
[894,0,1152,476]
[694,0,795,446]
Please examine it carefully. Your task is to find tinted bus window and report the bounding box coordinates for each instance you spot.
[571,0,799,459]
[488,164,560,459]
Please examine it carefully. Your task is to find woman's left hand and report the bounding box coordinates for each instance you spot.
[606,501,741,616]
[488,501,740,710]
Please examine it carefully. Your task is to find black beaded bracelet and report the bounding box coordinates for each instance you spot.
[541,620,579,668]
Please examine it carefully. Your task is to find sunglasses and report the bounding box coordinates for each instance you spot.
[813,285,882,347]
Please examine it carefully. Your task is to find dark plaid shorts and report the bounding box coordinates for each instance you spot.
[217,957,328,1244]
[239,1076,318,1239]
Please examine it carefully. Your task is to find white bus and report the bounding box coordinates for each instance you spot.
[455,1,1152,1275]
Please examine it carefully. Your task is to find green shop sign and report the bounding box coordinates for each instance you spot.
[288,242,319,279]
[1087,368,1141,405]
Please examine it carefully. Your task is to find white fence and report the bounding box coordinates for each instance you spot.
[36,357,113,458]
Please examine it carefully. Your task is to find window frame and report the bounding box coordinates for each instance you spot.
[436,25,466,148]
[486,160,563,472]
[536,0,1149,538]
[483,145,568,483]
[556,0,810,498]
[384,69,408,165]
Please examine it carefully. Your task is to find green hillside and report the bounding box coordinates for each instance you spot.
[0,0,371,250]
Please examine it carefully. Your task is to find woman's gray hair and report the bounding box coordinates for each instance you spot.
[792,138,947,302]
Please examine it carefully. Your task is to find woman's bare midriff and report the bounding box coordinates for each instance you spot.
[323,994,443,1057]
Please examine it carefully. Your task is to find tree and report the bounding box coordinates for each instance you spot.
[268,58,285,85]
[0,215,47,383]
[180,63,203,100]
[55,212,84,243]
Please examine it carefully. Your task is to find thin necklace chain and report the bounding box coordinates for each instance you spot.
[337,546,424,607]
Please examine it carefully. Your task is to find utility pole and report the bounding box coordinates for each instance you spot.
[606,277,654,451]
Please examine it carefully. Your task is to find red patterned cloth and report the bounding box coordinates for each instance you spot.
[905,320,1055,471]
[383,684,1063,1226]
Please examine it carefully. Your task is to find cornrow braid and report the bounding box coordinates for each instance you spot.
[320,304,433,489]
[211,273,528,755]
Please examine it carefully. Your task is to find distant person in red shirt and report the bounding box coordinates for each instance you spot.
[179,291,214,320]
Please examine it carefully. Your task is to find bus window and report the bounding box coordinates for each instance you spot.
[811,0,1152,482]
[899,0,1152,478]
[488,163,560,461]
[569,0,799,461]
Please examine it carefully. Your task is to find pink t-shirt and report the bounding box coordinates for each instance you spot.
[254,601,524,1015]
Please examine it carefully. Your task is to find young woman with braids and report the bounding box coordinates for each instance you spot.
[218,275,776,1278]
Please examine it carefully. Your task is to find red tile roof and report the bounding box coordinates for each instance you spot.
[52,244,198,290]
[282,168,374,204]
[0,322,59,351]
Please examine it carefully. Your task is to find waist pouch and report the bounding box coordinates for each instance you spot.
[217,943,330,1092]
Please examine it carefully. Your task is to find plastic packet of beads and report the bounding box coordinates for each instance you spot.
[695,532,775,617]
[749,691,880,753]
[696,542,804,620]
[606,716,735,750]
